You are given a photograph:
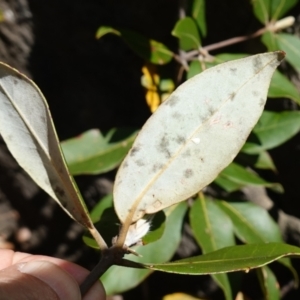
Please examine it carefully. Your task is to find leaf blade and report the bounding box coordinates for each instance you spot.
[0,62,93,228]
[144,243,300,275]
[114,51,285,225]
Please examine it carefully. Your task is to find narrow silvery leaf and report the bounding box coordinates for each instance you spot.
[114,51,285,226]
[0,62,93,229]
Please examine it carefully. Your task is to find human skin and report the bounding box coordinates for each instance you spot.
[0,249,106,300]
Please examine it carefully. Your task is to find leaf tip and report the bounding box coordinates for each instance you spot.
[276,50,286,62]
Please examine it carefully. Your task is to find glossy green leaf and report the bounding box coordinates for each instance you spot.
[96,26,173,64]
[101,202,187,295]
[217,201,296,278]
[0,62,93,229]
[214,162,282,192]
[191,0,206,36]
[217,201,282,244]
[172,17,201,51]
[144,243,300,274]
[275,33,300,72]
[261,31,279,51]
[270,0,298,21]
[252,0,270,24]
[61,128,137,175]
[114,52,285,227]
[190,196,235,300]
[257,266,280,300]
[242,111,300,154]
[187,60,204,79]
[252,0,297,24]
[90,194,114,223]
[254,150,277,171]
[95,26,121,38]
[268,70,300,105]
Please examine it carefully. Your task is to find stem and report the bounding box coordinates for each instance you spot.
[80,247,124,296]
[89,225,108,251]
[184,26,267,61]
[204,27,266,52]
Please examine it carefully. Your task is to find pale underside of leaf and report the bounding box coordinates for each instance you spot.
[113,51,284,225]
[0,62,93,229]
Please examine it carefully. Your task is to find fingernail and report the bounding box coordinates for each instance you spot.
[18,260,81,300]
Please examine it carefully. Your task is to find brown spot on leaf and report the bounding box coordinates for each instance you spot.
[184,169,194,178]
[152,163,163,173]
[130,146,140,157]
[135,159,145,166]
[40,116,46,124]
[54,186,65,198]
[252,91,259,97]
[157,135,171,158]
[182,149,191,158]
[259,98,265,107]
[229,92,236,101]
[172,112,182,119]
[253,56,263,73]
[176,135,185,145]
[165,95,180,107]
[230,67,237,73]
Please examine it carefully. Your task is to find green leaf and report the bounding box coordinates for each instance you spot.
[251,0,296,23]
[268,70,300,105]
[190,197,235,252]
[0,62,93,229]
[217,201,283,244]
[61,128,137,175]
[96,26,173,64]
[270,0,298,21]
[101,202,187,295]
[114,52,285,227]
[90,194,114,223]
[217,201,297,279]
[191,0,207,36]
[187,60,203,79]
[172,17,201,51]
[144,243,300,274]
[257,266,280,300]
[261,31,279,51]
[95,26,121,38]
[252,0,271,24]
[214,162,282,192]
[190,196,235,300]
[242,111,300,154]
[253,150,277,171]
[142,211,166,245]
[275,33,300,72]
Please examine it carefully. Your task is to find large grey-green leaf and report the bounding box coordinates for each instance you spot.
[114,51,285,227]
[0,62,93,229]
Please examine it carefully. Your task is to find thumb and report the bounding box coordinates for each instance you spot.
[0,260,81,300]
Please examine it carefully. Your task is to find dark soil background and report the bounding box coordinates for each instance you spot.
[1,0,300,299]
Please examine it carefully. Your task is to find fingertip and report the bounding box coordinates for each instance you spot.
[18,260,81,300]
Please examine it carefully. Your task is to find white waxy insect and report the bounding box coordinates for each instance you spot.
[124,217,152,247]
[192,137,200,144]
